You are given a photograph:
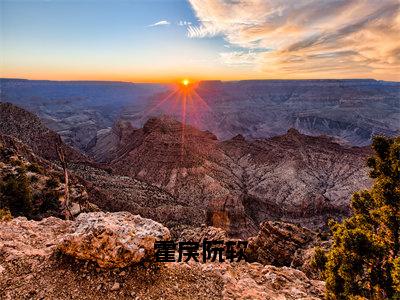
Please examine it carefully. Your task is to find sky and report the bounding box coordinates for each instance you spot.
[1,0,399,82]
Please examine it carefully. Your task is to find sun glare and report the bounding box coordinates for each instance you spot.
[141,77,212,161]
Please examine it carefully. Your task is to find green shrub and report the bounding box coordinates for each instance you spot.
[325,136,400,299]
[40,190,60,213]
[27,163,43,174]
[0,208,12,221]
[310,247,328,278]
[0,171,33,217]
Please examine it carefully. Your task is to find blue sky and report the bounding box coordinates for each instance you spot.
[1,0,235,82]
[1,0,399,82]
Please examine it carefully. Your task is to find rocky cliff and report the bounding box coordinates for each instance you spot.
[0,102,88,162]
[89,116,371,236]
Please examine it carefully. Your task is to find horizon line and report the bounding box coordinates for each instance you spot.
[1,77,399,84]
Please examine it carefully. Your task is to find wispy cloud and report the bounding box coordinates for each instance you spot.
[178,20,192,26]
[148,20,170,27]
[187,24,219,38]
[220,50,264,66]
[188,0,400,79]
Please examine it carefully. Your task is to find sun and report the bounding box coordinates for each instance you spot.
[181,79,190,86]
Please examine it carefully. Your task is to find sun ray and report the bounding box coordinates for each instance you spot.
[192,90,213,112]
[187,93,202,129]
[180,89,187,162]
[140,89,178,122]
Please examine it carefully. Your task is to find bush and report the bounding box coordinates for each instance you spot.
[325,136,400,299]
[27,163,43,174]
[0,171,33,217]
[310,247,328,277]
[30,175,39,183]
[0,208,12,221]
[46,178,59,189]
[40,190,60,213]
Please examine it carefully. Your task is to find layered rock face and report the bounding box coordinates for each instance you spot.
[0,214,325,300]
[3,79,398,151]
[90,116,370,236]
[220,128,372,229]
[58,212,170,267]
[0,102,371,237]
[105,116,250,236]
[69,163,200,238]
[0,102,87,162]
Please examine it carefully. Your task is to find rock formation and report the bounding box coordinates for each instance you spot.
[178,225,227,242]
[58,212,170,268]
[88,116,371,236]
[247,221,317,267]
[0,102,88,162]
[0,79,166,150]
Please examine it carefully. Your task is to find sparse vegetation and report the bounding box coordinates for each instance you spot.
[0,156,70,219]
[40,190,61,215]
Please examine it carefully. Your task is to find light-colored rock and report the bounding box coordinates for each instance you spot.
[58,212,170,268]
[219,263,325,300]
[110,282,120,291]
[0,216,73,261]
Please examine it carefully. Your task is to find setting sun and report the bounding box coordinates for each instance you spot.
[182,79,190,86]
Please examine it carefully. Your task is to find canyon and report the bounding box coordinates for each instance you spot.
[1,78,398,299]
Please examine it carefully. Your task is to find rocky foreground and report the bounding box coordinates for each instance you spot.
[0,212,325,300]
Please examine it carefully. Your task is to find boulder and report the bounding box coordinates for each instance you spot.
[58,212,170,268]
[247,220,317,267]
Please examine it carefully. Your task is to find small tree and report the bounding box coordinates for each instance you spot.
[55,136,72,220]
[325,136,400,299]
